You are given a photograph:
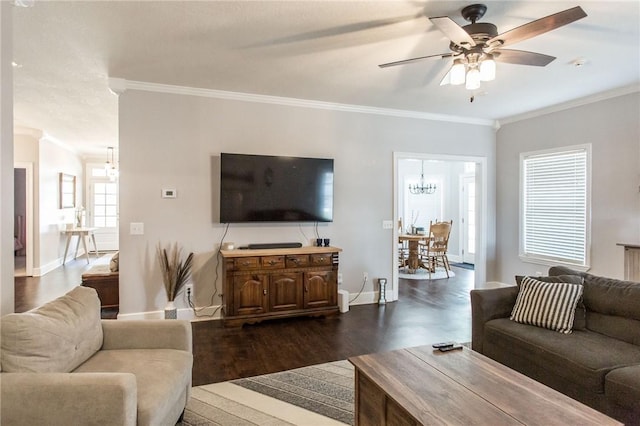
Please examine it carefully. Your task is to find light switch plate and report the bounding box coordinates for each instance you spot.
[382,220,394,229]
[130,222,144,235]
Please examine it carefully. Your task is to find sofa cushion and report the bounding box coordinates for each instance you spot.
[510,277,583,334]
[605,365,640,411]
[1,286,103,373]
[74,348,193,425]
[484,318,640,394]
[549,266,640,344]
[515,275,586,329]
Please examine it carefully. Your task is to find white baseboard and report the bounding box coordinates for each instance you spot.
[117,305,223,321]
[347,290,386,306]
[34,258,63,277]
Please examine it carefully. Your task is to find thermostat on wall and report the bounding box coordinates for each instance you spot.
[162,188,177,198]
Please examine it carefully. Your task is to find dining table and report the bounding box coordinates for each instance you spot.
[399,233,431,273]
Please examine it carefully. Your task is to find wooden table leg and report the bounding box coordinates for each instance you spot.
[80,233,90,264]
[90,232,99,258]
[62,234,72,265]
[407,240,419,273]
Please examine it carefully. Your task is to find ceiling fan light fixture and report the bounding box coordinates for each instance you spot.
[450,61,466,85]
[465,67,481,90]
[480,56,496,81]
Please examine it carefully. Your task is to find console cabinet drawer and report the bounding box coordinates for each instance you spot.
[310,253,332,266]
[262,255,285,269]
[234,257,260,270]
[286,254,309,268]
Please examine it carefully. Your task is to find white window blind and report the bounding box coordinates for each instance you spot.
[520,146,590,267]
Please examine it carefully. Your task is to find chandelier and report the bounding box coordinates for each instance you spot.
[105,147,119,181]
[409,161,437,195]
[447,51,496,91]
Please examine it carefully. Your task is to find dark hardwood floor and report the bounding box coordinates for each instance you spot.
[15,260,475,387]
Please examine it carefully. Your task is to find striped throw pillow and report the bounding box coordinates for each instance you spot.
[510,276,584,334]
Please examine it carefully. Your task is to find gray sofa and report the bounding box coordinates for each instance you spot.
[471,266,640,425]
[1,286,193,425]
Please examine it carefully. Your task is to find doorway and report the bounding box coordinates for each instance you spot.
[85,162,119,251]
[14,163,34,277]
[392,152,487,301]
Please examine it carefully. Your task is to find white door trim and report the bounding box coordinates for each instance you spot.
[14,162,34,277]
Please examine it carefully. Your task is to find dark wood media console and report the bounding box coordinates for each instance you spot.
[220,246,341,327]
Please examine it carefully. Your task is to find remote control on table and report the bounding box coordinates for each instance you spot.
[432,342,456,349]
[438,344,463,352]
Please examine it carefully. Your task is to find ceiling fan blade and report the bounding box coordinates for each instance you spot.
[379,53,452,68]
[494,49,556,66]
[429,16,476,47]
[488,6,587,48]
[439,66,453,86]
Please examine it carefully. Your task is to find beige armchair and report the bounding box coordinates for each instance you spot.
[1,286,193,426]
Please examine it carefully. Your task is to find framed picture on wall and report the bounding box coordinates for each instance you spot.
[59,173,76,209]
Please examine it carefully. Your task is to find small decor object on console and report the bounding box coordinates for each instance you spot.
[157,242,194,319]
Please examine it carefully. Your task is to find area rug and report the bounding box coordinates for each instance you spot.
[398,267,455,280]
[181,360,354,426]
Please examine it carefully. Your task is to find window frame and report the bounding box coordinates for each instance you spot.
[518,144,592,270]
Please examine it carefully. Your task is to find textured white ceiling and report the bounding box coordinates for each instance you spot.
[12,1,640,156]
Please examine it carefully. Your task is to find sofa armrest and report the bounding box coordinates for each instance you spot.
[470,286,519,354]
[101,320,192,352]
[0,372,137,426]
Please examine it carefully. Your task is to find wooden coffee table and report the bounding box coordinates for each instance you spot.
[349,345,621,425]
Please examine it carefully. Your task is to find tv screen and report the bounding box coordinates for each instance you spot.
[220,153,334,223]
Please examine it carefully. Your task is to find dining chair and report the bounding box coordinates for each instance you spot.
[421,220,453,279]
[398,218,409,269]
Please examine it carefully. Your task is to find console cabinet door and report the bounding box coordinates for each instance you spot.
[233,274,268,316]
[304,271,337,308]
[270,272,303,312]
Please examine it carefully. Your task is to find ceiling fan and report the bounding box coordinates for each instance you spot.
[379,4,587,91]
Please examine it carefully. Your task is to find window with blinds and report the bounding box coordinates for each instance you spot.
[519,145,591,267]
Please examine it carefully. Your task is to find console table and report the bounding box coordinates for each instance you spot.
[220,246,341,327]
[62,227,99,265]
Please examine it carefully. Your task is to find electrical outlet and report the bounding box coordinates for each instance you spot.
[363,272,368,282]
[185,284,194,299]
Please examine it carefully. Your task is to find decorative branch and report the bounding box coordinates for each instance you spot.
[157,242,194,302]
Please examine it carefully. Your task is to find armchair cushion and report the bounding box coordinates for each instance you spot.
[1,286,103,373]
[75,349,192,425]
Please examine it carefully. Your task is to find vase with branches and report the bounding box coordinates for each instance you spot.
[157,242,194,319]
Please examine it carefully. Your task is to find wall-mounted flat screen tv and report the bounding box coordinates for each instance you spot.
[220,153,334,223]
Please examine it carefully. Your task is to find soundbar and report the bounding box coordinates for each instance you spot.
[247,242,303,250]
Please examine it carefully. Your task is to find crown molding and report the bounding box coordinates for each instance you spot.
[114,78,497,128]
[40,132,78,155]
[498,84,640,126]
[13,126,42,139]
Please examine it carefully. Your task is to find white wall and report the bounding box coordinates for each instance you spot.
[496,93,640,282]
[14,132,83,275]
[118,89,496,317]
[37,138,84,273]
[1,0,14,315]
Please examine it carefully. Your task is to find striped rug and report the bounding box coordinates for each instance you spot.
[181,360,354,426]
